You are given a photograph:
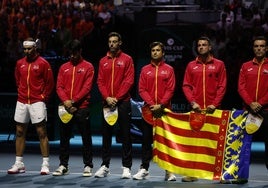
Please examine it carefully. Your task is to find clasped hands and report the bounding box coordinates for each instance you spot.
[106,97,117,109]
[63,100,77,114]
[192,102,216,114]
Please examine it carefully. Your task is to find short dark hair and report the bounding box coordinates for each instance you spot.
[252,36,267,45]
[108,32,122,41]
[197,36,211,46]
[150,41,164,52]
[70,39,81,52]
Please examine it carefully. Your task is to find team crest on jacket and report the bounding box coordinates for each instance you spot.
[33,65,39,70]
[208,65,216,70]
[263,69,268,74]
[117,61,124,66]
[78,68,85,73]
[160,70,168,75]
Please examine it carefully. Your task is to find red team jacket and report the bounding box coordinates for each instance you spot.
[238,58,268,109]
[182,56,227,109]
[97,50,134,101]
[56,59,94,109]
[139,60,175,107]
[15,56,54,104]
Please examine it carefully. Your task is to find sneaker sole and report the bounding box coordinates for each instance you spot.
[133,175,149,180]
[95,173,110,178]
[166,178,176,181]
[95,175,107,178]
[40,171,50,175]
[52,171,69,176]
[83,173,93,177]
[7,169,26,174]
[121,175,131,179]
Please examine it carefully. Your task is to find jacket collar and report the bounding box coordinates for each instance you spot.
[252,57,268,65]
[196,54,214,64]
[107,50,122,58]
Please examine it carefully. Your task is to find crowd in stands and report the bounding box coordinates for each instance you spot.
[205,0,268,109]
[0,0,116,59]
[0,0,119,91]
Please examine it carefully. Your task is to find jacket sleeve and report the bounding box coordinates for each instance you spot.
[97,61,109,100]
[115,58,134,100]
[56,66,69,102]
[182,63,195,103]
[14,62,20,88]
[212,63,227,107]
[139,68,154,105]
[258,93,268,106]
[238,65,254,105]
[42,62,55,102]
[160,67,176,106]
[72,64,95,103]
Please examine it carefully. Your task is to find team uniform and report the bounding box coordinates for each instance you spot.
[14,56,54,123]
[135,60,175,179]
[96,50,134,177]
[183,56,227,109]
[54,58,94,176]
[238,58,268,169]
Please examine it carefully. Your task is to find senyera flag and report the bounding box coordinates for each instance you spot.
[150,108,251,181]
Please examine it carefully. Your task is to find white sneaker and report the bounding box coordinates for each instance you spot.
[94,165,109,178]
[133,168,149,180]
[121,167,131,179]
[7,162,26,174]
[40,162,50,175]
[52,165,69,176]
[83,166,93,177]
[165,171,176,181]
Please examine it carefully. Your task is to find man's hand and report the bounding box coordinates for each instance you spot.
[250,102,262,113]
[191,102,202,113]
[149,104,162,111]
[63,100,77,114]
[69,106,78,114]
[106,97,118,107]
[150,104,164,118]
[64,100,73,109]
[206,105,216,114]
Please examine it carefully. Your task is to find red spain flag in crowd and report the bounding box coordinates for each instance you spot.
[151,109,252,180]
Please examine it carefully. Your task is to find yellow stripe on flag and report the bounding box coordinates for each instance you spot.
[161,115,190,129]
[155,126,218,149]
[153,156,215,179]
[161,112,221,134]
[154,141,216,164]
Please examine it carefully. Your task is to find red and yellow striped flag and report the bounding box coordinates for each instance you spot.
[152,109,251,180]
